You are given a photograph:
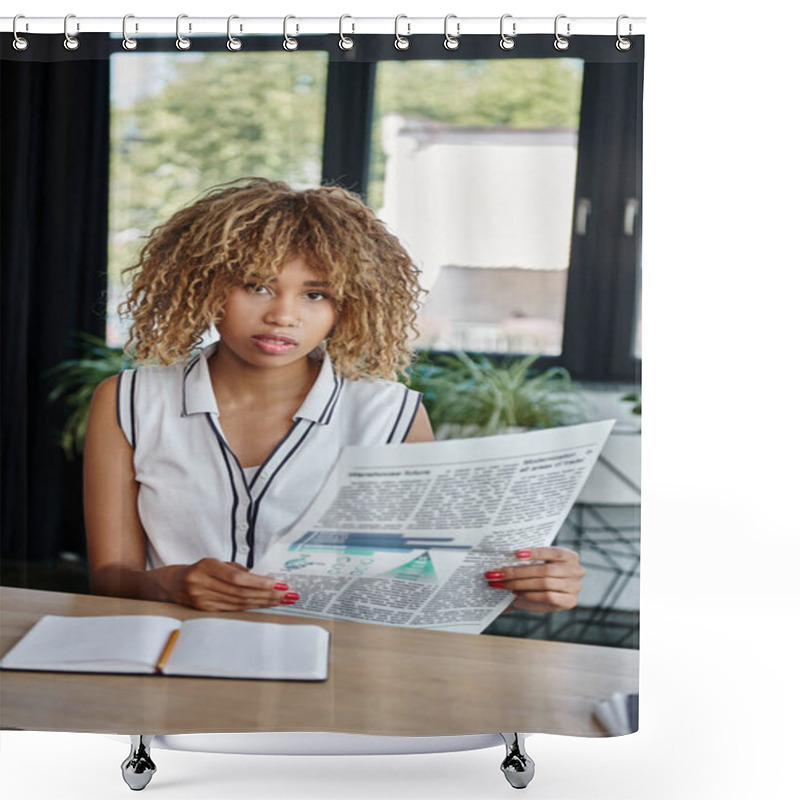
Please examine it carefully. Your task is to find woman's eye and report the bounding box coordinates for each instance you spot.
[306,291,330,301]
[245,283,271,294]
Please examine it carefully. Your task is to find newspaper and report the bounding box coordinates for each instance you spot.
[257,420,614,634]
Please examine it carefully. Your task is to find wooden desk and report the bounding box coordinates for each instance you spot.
[0,587,638,737]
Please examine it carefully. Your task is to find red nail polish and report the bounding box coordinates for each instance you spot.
[274,582,289,591]
[485,571,504,579]
[280,598,297,605]
[488,581,505,588]
[284,592,300,600]
[516,550,532,558]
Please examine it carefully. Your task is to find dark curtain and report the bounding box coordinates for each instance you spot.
[322,61,376,197]
[1,36,110,563]
[562,61,643,382]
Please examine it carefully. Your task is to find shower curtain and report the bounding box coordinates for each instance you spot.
[0,12,643,783]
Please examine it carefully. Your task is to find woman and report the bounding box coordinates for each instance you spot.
[84,178,584,617]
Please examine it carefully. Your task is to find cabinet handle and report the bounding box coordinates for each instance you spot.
[623,198,640,237]
[575,198,592,236]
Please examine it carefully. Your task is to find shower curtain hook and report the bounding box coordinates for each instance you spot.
[63,13,79,51]
[499,14,516,50]
[444,14,460,50]
[12,15,29,51]
[554,15,570,51]
[122,15,138,51]
[227,15,242,51]
[283,15,299,50]
[339,14,355,50]
[616,15,632,51]
[394,15,410,50]
[175,14,191,50]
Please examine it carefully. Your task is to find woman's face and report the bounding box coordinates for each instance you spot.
[215,255,337,371]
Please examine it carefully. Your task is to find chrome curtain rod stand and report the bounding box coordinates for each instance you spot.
[122,735,156,791]
[500,732,535,789]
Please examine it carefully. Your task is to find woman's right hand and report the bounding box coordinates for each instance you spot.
[84,378,299,613]
[151,558,299,612]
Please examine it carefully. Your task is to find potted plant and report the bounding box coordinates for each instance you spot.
[406,351,585,439]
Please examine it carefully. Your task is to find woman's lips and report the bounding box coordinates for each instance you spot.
[251,334,297,355]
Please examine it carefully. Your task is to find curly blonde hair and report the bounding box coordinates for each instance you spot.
[120,178,423,380]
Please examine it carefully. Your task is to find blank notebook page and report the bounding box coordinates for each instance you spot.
[164,618,330,680]
[0,615,179,672]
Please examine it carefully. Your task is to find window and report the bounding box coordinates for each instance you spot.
[107,50,328,345]
[369,59,583,356]
[106,38,641,383]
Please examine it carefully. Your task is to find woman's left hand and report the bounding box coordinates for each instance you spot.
[485,547,586,613]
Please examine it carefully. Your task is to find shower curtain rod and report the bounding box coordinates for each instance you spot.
[1,15,645,37]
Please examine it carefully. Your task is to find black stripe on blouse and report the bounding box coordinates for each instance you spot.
[129,370,138,450]
[247,418,302,492]
[205,414,241,564]
[386,387,410,444]
[318,372,342,424]
[401,393,423,442]
[246,419,316,569]
[115,370,124,433]
[180,354,201,417]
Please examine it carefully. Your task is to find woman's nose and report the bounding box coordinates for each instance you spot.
[264,295,299,326]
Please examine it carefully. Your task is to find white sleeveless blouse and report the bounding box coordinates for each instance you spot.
[116,344,421,571]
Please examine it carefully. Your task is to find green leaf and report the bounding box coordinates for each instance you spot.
[407,350,585,438]
[46,332,134,459]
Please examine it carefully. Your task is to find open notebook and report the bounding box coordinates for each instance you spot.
[0,615,330,680]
